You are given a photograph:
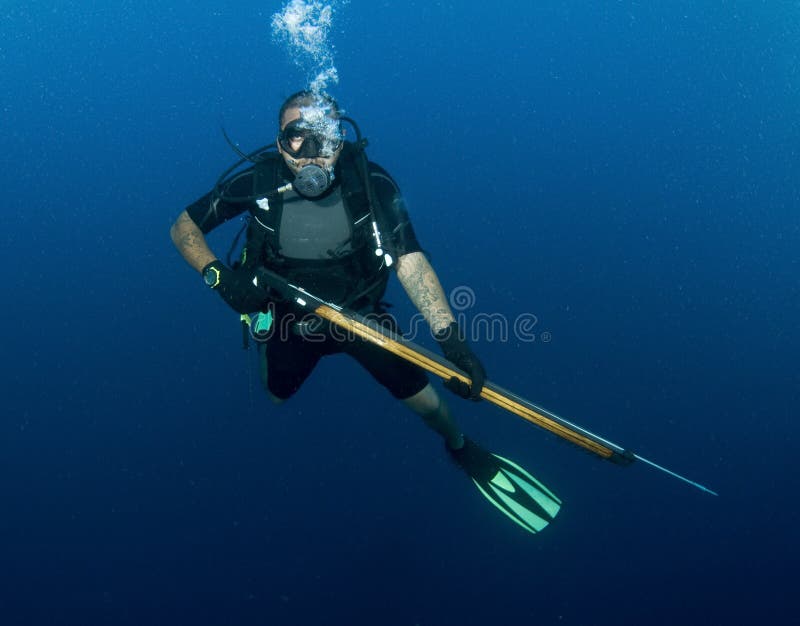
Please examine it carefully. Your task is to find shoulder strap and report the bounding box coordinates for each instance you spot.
[242,155,283,269]
[336,144,373,249]
[348,145,397,265]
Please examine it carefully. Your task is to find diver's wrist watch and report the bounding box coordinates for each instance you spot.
[202,262,222,289]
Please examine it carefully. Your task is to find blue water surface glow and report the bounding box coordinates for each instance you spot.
[1,1,797,624]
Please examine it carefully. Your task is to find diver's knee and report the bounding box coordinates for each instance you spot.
[402,383,440,415]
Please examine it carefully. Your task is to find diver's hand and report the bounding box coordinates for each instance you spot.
[202,260,269,314]
[435,322,486,400]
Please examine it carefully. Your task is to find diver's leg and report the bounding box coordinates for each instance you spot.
[257,343,284,405]
[342,315,464,449]
[260,330,326,405]
[402,383,464,450]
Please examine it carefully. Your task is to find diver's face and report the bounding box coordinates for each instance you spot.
[277,106,343,175]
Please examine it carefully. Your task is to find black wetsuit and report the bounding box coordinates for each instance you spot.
[185,158,430,400]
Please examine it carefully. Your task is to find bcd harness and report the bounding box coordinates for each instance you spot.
[217,139,397,312]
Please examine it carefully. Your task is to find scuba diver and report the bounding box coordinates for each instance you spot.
[169,91,560,534]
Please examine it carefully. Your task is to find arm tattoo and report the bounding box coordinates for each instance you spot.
[175,213,203,252]
[170,211,216,272]
[397,252,455,332]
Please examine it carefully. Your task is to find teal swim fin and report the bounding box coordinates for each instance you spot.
[448,437,561,534]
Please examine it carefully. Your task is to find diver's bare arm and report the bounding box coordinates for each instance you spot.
[396,251,456,333]
[170,210,217,273]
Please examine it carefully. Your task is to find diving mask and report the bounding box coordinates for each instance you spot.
[278,117,343,159]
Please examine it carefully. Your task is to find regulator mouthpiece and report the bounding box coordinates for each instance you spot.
[292,164,333,198]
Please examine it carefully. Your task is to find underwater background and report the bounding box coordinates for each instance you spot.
[2,1,797,624]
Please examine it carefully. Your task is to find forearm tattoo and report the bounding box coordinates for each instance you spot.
[171,211,214,271]
[397,252,454,332]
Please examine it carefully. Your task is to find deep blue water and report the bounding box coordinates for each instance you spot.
[2,1,798,624]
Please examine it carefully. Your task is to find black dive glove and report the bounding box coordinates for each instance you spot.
[202,260,269,314]
[435,322,486,400]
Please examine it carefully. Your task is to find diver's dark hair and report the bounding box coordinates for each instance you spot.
[278,90,340,128]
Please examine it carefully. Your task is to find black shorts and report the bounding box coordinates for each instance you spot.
[262,311,429,401]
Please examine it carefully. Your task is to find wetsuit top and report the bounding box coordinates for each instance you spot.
[185,157,422,305]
